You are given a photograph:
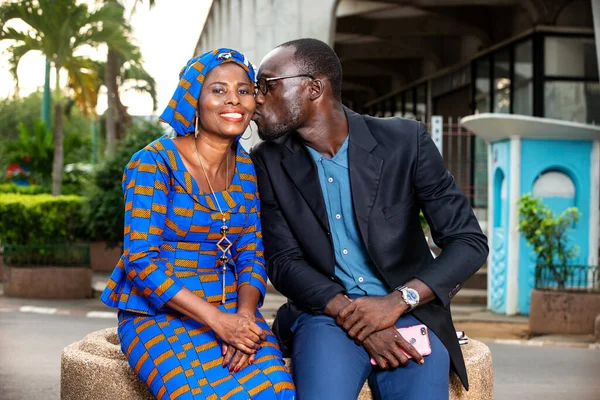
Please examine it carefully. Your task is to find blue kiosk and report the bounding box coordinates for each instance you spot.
[461,114,600,315]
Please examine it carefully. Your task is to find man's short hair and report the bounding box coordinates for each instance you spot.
[277,38,342,101]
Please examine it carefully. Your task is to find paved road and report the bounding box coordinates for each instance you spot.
[0,312,115,400]
[489,342,600,400]
[1,311,599,400]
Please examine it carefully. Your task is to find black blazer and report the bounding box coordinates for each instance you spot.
[250,107,488,389]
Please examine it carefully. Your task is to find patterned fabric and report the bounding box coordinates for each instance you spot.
[100,135,295,399]
[159,48,256,136]
[118,310,294,400]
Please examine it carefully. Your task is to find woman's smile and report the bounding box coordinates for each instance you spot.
[219,110,245,123]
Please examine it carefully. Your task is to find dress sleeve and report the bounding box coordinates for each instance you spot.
[122,148,184,310]
[233,192,267,304]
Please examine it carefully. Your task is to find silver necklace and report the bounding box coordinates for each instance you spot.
[193,140,232,303]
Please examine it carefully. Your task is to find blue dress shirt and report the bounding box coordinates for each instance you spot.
[306,137,388,296]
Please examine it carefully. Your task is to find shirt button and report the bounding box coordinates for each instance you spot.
[342,249,348,255]
[335,214,341,220]
[358,277,364,283]
[328,177,334,183]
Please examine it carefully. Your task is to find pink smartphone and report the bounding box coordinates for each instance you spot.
[370,324,432,366]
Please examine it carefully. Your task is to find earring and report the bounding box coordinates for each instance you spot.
[194,114,199,139]
[241,123,253,140]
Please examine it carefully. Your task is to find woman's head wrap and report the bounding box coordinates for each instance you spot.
[159,48,256,136]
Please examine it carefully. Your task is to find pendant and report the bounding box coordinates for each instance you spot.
[217,216,231,304]
[220,217,228,234]
[222,265,227,303]
[217,234,232,255]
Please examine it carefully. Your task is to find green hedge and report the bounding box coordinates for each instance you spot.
[0,194,86,245]
[84,121,165,246]
[0,183,49,195]
[3,243,90,267]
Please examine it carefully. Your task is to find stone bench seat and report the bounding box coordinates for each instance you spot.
[61,328,493,399]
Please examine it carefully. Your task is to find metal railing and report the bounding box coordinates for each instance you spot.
[3,244,91,268]
[535,264,599,292]
[425,117,488,209]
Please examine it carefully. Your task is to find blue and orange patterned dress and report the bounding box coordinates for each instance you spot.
[101,135,295,399]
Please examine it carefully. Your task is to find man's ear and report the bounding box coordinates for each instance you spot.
[308,79,324,101]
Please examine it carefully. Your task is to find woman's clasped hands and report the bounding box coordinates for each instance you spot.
[211,310,266,373]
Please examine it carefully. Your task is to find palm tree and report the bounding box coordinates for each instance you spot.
[104,0,155,157]
[0,0,135,195]
[108,59,158,137]
[83,58,157,143]
[103,49,158,146]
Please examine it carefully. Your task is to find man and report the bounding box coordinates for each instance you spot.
[250,38,488,399]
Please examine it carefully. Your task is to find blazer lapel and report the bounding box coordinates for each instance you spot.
[281,135,330,233]
[346,107,383,246]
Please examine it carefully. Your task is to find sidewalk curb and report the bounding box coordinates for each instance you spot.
[0,305,116,319]
[483,337,600,350]
[453,317,529,324]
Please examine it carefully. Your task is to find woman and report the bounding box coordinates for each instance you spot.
[101,48,296,400]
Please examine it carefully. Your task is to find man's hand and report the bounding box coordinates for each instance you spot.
[363,326,424,369]
[324,293,352,318]
[337,292,407,342]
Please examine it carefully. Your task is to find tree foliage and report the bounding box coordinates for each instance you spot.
[0,0,136,195]
[84,121,165,246]
[517,193,581,289]
[0,92,93,188]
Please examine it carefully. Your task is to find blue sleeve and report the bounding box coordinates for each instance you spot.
[122,148,184,309]
[233,192,267,306]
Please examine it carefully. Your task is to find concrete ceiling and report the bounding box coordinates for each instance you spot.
[334,0,589,106]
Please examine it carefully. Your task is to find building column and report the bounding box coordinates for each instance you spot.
[208,14,216,49]
[240,0,257,63]
[213,0,222,47]
[254,0,275,64]
[198,0,340,63]
[219,0,229,47]
[506,135,521,316]
[200,34,208,55]
[593,0,600,78]
[195,0,341,149]
[486,142,494,310]
[300,0,340,46]
[228,0,241,50]
[589,140,600,270]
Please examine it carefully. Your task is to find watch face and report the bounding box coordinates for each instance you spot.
[406,290,418,302]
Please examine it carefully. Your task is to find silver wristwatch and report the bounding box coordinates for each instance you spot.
[395,285,420,311]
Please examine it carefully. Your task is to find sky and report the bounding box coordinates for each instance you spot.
[0,0,212,116]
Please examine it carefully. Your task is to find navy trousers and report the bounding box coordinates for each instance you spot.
[291,312,450,400]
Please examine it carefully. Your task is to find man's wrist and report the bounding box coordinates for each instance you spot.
[388,290,409,317]
[394,285,420,311]
[325,293,351,318]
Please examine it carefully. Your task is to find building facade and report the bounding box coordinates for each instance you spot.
[195,0,600,312]
[195,0,598,205]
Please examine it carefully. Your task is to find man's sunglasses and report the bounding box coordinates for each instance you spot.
[255,74,315,95]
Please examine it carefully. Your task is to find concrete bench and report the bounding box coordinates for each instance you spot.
[61,328,493,399]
